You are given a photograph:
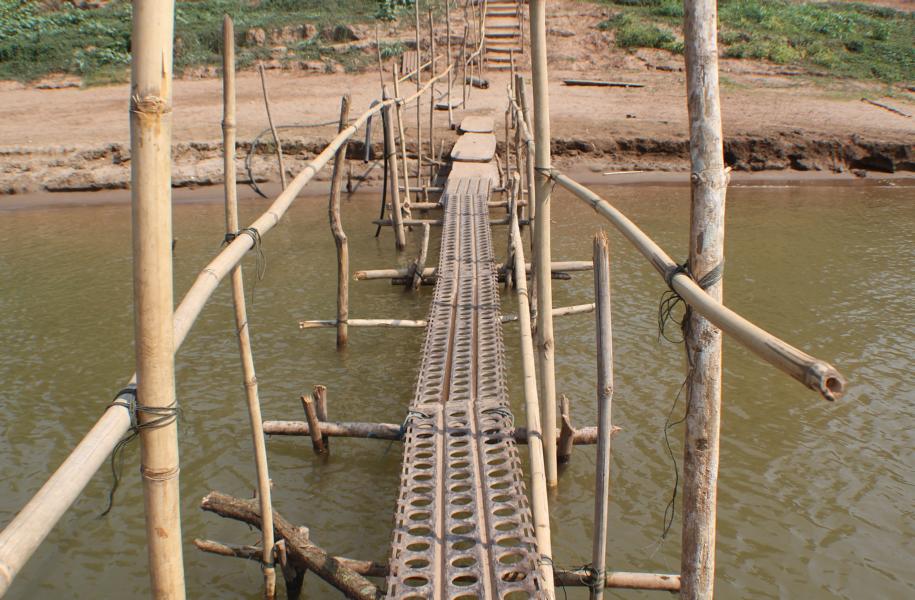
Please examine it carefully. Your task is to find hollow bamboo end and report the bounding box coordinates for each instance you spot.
[807,361,847,401]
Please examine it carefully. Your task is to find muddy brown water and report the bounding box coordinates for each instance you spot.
[0,182,912,599]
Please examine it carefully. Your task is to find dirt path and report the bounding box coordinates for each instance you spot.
[0,2,912,195]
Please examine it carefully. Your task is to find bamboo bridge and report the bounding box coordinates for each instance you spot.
[0,2,848,600]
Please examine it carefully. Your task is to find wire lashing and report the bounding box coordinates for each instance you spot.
[100,387,180,517]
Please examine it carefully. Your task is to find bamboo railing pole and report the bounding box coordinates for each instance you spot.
[428,8,436,189]
[530,0,558,487]
[591,231,614,600]
[414,0,423,183]
[383,86,406,250]
[130,1,185,597]
[681,2,726,596]
[446,0,454,128]
[0,68,457,595]
[509,207,555,597]
[223,18,277,600]
[258,64,286,189]
[329,95,351,348]
[391,64,413,212]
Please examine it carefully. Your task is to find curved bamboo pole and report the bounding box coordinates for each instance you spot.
[330,95,352,348]
[548,171,845,400]
[223,17,276,600]
[258,64,286,189]
[131,0,185,596]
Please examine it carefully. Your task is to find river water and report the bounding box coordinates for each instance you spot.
[0,182,912,599]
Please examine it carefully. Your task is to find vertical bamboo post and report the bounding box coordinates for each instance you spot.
[428,8,436,189]
[329,95,351,348]
[557,394,574,463]
[591,231,614,600]
[383,86,407,250]
[414,0,423,184]
[680,1,728,597]
[461,27,468,105]
[517,75,535,227]
[314,384,329,449]
[223,20,277,599]
[301,395,326,455]
[258,64,286,189]
[391,64,413,213]
[446,0,454,128]
[130,1,185,597]
[530,0,558,487]
[509,208,555,598]
[411,223,431,290]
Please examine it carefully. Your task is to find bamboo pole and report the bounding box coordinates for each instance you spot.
[414,0,423,184]
[329,95,351,348]
[428,8,436,189]
[383,86,406,250]
[446,0,454,128]
[518,77,535,228]
[682,2,726,596]
[549,171,845,399]
[354,261,592,281]
[314,384,329,449]
[223,18,276,600]
[591,231,614,600]
[461,27,468,105]
[410,223,431,290]
[530,0,558,487]
[258,64,286,189]
[0,63,454,596]
[557,394,574,463]
[301,394,326,455]
[391,64,413,213]
[508,206,555,595]
[130,1,185,597]
[299,318,428,329]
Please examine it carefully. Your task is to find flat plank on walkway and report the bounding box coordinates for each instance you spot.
[451,132,496,162]
[458,115,494,133]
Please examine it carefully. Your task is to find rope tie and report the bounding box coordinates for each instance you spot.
[100,388,180,517]
[582,565,605,593]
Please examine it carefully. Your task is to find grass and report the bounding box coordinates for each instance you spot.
[597,0,915,83]
[0,0,382,84]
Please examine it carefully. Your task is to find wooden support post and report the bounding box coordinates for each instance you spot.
[329,95,351,349]
[591,231,614,600]
[410,223,431,290]
[557,394,574,464]
[314,384,329,450]
[530,0,558,487]
[130,1,185,597]
[258,63,286,189]
[301,395,326,455]
[680,2,728,598]
[383,86,407,251]
[224,17,277,599]
[446,0,454,128]
[428,8,436,189]
[391,64,413,214]
[414,0,423,184]
[461,27,468,106]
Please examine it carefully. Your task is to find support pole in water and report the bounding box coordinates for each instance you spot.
[681,1,728,597]
[329,95,351,348]
[223,17,277,599]
[130,0,185,596]
[590,231,614,600]
[383,86,406,250]
[530,0,559,487]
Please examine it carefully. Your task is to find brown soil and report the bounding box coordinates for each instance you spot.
[0,1,912,195]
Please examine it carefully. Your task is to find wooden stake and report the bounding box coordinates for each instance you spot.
[557,394,574,464]
[301,395,326,455]
[391,64,413,213]
[314,385,329,449]
[258,64,286,189]
[224,17,277,600]
[383,86,406,250]
[410,223,431,290]
[681,2,727,596]
[130,1,185,596]
[329,95,351,348]
[591,230,614,600]
[530,0,559,487]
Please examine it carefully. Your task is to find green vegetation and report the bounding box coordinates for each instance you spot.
[0,0,380,84]
[598,0,915,83]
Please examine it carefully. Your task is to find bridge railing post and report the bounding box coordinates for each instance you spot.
[530,0,559,487]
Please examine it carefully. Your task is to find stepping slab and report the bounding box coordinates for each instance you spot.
[449,161,500,189]
[459,116,494,133]
[451,133,496,162]
[434,97,465,111]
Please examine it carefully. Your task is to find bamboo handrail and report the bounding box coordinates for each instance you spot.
[548,170,846,400]
[0,54,457,598]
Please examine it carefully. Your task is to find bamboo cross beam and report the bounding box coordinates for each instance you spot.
[548,170,846,400]
[354,260,592,281]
